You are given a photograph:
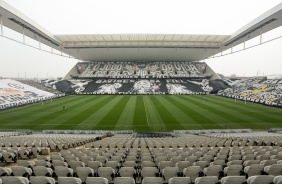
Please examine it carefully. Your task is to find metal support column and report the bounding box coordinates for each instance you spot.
[22,27,25,44]
[0,15,3,36]
[38,37,41,49]
[243,37,246,49]
[260,27,263,44]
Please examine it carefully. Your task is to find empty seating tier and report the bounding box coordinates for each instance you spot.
[1,132,282,183]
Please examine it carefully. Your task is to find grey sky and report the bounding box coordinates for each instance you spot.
[0,0,282,79]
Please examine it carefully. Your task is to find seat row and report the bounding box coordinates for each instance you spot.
[0,133,100,149]
[86,134,282,149]
[2,175,282,184]
[4,160,282,184]
[0,146,48,163]
[208,132,282,147]
[85,136,227,148]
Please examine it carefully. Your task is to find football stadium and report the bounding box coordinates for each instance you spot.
[1,0,282,183]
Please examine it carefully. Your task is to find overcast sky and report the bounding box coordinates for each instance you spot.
[0,0,282,79]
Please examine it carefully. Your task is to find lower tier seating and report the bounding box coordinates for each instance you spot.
[1,133,282,183]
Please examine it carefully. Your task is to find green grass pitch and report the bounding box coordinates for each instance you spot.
[0,95,282,132]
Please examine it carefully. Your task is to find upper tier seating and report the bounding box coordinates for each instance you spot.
[76,61,208,78]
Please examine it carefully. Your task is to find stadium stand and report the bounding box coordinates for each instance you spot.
[52,77,229,95]
[218,78,282,107]
[1,131,282,183]
[0,62,227,96]
[18,79,62,94]
[0,79,64,110]
[42,61,231,95]
[76,61,209,78]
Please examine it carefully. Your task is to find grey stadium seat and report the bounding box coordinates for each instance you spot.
[96,156,108,166]
[260,159,278,166]
[97,167,115,183]
[51,160,68,168]
[1,176,29,184]
[168,177,192,184]
[76,167,94,183]
[223,165,243,176]
[247,175,274,184]
[142,177,163,184]
[18,149,31,160]
[171,156,182,166]
[11,166,32,177]
[105,161,120,173]
[274,176,282,184]
[244,164,264,177]
[158,161,172,172]
[119,167,136,179]
[85,177,108,184]
[183,166,203,182]
[2,152,16,163]
[162,167,180,183]
[193,161,209,170]
[203,165,222,177]
[33,166,53,177]
[17,160,35,168]
[88,161,102,175]
[57,177,82,184]
[80,156,93,166]
[176,161,191,173]
[220,176,246,184]
[123,161,137,168]
[141,161,155,168]
[227,160,243,166]
[0,167,11,176]
[114,177,135,184]
[34,160,52,167]
[194,176,219,184]
[264,164,282,176]
[243,160,260,167]
[36,155,50,162]
[140,167,159,179]
[30,176,55,184]
[69,160,85,172]
[54,166,73,177]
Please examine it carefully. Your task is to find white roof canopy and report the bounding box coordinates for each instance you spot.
[55,34,229,47]
[1,0,282,61]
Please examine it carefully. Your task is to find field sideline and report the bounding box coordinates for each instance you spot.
[0,95,282,132]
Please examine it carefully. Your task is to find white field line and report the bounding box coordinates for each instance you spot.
[143,96,150,126]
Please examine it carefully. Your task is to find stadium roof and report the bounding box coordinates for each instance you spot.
[1,0,282,62]
[55,34,229,47]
